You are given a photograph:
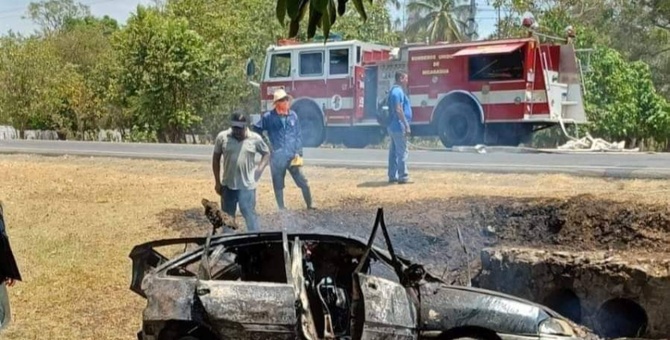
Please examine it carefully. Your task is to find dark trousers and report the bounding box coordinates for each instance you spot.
[270,157,312,209]
[220,186,259,232]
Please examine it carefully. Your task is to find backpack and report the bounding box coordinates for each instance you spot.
[376,85,400,128]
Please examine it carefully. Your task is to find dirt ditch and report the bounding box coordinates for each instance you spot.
[159,194,670,339]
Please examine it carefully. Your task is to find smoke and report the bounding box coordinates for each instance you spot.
[252,203,485,288]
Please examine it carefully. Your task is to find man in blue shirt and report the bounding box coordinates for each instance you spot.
[252,89,314,210]
[386,71,412,184]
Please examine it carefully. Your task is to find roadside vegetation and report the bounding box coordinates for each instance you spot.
[0,0,669,150]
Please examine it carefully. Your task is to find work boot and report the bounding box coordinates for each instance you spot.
[301,186,315,210]
[274,189,286,210]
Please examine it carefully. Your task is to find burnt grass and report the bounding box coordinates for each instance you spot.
[158,194,670,285]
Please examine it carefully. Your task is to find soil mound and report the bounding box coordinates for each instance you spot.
[475,194,670,252]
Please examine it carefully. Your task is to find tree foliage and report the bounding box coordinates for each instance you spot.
[25,0,91,35]
[405,0,468,43]
[0,0,398,142]
[2,0,670,150]
[0,37,63,135]
[113,5,229,142]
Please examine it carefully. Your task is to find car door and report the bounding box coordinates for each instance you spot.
[352,208,419,340]
[291,236,318,340]
[354,272,418,340]
[192,233,298,340]
[129,237,206,298]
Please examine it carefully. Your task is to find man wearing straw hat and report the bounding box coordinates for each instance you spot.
[212,111,271,231]
[253,89,315,210]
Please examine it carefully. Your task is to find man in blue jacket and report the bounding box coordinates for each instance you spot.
[387,71,412,184]
[252,89,315,210]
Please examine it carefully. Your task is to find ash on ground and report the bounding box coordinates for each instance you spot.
[159,194,670,286]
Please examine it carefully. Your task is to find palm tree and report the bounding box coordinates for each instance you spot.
[405,0,469,43]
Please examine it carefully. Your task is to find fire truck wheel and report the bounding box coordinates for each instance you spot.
[437,102,483,148]
[294,103,325,148]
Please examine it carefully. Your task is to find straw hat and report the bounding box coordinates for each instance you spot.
[273,89,291,103]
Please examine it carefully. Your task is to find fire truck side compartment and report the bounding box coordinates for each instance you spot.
[363,66,379,119]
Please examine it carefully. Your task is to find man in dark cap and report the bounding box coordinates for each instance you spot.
[212,111,271,231]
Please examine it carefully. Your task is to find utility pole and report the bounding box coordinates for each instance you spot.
[497,5,501,39]
[466,0,477,41]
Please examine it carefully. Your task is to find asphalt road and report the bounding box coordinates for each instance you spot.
[1,139,670,179]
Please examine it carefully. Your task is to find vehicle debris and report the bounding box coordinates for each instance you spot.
[201,198,239,233]
[131,207,599,340]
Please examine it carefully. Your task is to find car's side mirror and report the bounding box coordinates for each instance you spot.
[245,58,256,78]
[245,58,260,88]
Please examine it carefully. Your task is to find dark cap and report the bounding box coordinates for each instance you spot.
[230,110,248,128]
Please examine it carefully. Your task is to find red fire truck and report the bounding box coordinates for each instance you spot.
[246,34,587,149]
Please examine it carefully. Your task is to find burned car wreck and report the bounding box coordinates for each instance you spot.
[129,208,593,340]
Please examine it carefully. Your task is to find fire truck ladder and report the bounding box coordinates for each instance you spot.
[539,47,579,142]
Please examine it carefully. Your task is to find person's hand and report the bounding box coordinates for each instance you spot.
[5,278,15,287]
[254,168,264,182]
[214,182,221,195]
[405,125,411,136]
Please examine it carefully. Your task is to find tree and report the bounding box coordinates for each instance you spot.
[405,0,470,43]
[113,5,227,143]
[581,47,670,148]
[275,0,378,40]
[0,37,64,137]
[331,0,400,45]
[25,0,91,35]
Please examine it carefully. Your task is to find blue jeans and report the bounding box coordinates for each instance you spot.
[269,155,313,209]
[388,130,409,182]
[220,186,259,232]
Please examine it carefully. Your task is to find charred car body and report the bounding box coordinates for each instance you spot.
[129,208,591,340]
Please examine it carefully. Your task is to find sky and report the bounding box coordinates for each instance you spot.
[0,0,502,39]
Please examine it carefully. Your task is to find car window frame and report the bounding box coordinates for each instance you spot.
[156,233,293,285]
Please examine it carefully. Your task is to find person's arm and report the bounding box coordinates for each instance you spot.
[257,139,271,170]
[252,113,273,150]
[251,113,264,135]
[294,112,304,157]
[212,135,224,194]
[391,89,409,131]
[255,137,271,180]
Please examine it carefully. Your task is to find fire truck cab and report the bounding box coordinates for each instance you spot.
[248,35,588,149]
[249,38,394,148]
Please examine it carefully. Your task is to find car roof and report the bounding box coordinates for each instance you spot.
[137,230,409,274]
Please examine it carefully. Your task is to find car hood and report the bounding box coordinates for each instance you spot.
[419,282,599,339]
[434,283,561,317]
[418,281,551,335]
